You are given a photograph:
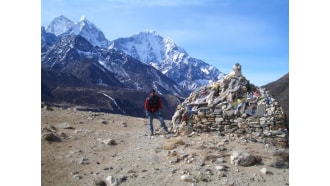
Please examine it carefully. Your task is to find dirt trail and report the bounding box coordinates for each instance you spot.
[41,107,289,186]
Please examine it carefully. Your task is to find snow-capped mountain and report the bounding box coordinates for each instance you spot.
[109,30,226,90]
[41,26,58,53]
[44,15,226,91]
[45,15,111,48]
[41,34,189,97]
[45,15,75,36]
[41,33,188,118]
[41,15,229,117]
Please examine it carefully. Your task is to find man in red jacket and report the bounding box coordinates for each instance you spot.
[145,89,169,136]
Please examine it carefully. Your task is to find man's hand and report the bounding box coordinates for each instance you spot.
[145,111,149,117]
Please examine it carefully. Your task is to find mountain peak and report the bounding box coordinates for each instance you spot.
[78,16,93,26]
[58,15,69,20]
[79,15,87,21]
[142,30,157,35]
[43,15,225,91]
[46,15,74,36]
[131,30,160,39]
[45,15,111,48]
[110,29,224,90]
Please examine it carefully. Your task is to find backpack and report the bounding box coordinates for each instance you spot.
[148,96,159,109]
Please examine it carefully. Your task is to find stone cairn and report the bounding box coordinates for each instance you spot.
[171,63,288,148]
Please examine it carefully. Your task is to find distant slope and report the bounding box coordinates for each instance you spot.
[262,73,289,116]
[41,69,183,120]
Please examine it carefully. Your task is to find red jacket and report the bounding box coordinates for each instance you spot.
[145,95,162,113]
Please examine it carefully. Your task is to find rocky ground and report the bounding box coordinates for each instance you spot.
[41,106,289,186]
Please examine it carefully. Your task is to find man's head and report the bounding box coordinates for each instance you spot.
[150,89,156,95]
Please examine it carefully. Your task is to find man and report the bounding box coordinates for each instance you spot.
[145,89,169,136]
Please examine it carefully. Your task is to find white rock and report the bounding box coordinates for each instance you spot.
[180,174,194,182]
[215,165,226,171]
[230,150,256,166]
[260,167,268,174]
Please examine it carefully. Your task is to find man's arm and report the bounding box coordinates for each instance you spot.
[158,96,163,110]
[145,98,149,111]
[145,98,150,117]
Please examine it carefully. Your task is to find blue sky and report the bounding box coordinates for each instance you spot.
[41,0,289,86]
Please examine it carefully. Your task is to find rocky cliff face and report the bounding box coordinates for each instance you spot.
[109,31,226,91]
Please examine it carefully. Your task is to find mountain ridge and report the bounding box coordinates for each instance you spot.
[41,34,188,119]
[41,15,288,119]
[43,15,226,91]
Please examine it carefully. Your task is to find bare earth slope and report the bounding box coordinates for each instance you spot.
[41,107,289,186]
[262,73,289,117]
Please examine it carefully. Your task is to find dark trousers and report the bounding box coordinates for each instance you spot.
[147,111,168,134]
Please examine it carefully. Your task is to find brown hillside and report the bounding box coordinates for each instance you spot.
[262,73,289,117]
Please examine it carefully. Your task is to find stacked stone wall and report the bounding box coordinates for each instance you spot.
[171,63,289,148]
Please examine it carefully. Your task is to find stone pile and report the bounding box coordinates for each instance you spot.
[171,63,288,148]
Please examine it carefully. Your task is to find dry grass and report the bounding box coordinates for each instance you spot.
[162,137,185,150]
